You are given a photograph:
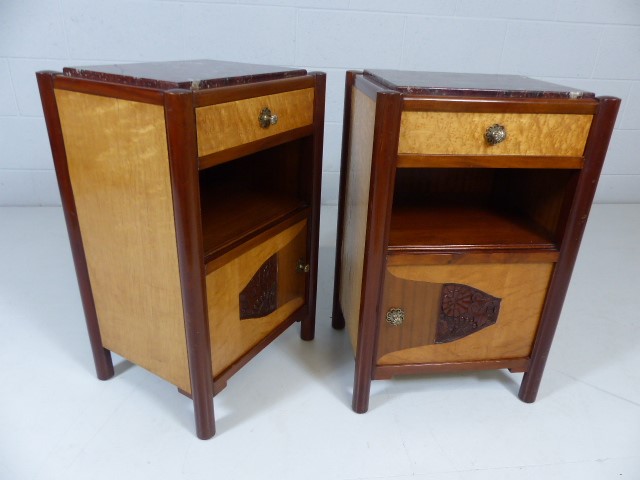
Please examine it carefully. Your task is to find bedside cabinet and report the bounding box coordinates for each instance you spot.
[332,70,619,413]
[37,60,325,439]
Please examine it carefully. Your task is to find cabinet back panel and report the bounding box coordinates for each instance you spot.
[339,87,377,352]
[394,168,495,206]
[55,89,190,391]
[199,140,303,198]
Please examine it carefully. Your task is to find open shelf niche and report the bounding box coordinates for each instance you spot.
[199,138,309,264]
[388,167,580,254]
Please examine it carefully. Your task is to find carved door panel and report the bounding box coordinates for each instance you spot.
[206,220,308,377]
[377,261,554,365]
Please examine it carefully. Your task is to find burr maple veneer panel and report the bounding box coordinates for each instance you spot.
[55,89,190,391]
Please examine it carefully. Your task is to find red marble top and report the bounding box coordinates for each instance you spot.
[63,59,307,90]
[364,69,595,99]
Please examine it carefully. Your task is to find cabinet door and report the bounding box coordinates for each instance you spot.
[377,261,553,365]
[206,220,308,378]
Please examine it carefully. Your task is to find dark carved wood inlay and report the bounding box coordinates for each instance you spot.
[436,283,501,343]
[239,254,278,320]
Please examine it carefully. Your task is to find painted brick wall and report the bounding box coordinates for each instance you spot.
[1,0,638,205]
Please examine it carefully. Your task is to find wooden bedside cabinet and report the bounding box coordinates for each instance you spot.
[37,60,325,439]
[332,70,619,413]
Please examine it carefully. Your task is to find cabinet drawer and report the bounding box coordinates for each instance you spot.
[205,220,308,377]
[398,111,592,157]
[196,88,314,158]
[377,261,553,365]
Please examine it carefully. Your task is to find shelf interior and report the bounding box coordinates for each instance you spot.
[389,204,557,252]
[199,139,309,263]
[389,168,578,254]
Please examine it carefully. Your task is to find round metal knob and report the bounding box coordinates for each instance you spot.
[259,107,278,129]
[485,124,507,145]
[386,307,405,327]
[296,259,310,273]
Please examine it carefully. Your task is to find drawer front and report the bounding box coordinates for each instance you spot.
[398,111,592,157]
[206,220,307,377]
[196,88,314,157]
[377,261,553,365]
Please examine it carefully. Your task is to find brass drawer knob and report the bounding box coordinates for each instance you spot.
[386,307,405,326]
[259,107,279,129]
[485,124,507,145]
[296,259,310,273]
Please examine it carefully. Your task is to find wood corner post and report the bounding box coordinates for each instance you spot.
[300,72,326,342]
[518,95,621,403]
[164,89,215,439]
[352,90,403,413]
[36,70,115,381]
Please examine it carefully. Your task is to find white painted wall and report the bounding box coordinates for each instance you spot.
[1,0,639,205]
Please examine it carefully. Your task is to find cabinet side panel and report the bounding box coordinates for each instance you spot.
[55,89,190,391]
[339,87,377,351]
[378,262,553,365]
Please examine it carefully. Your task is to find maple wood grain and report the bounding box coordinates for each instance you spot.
[55,88,190,391]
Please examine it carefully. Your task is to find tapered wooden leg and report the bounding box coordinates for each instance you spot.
[193,395,215,440]
[352,355,372,413]
[300,310,315,341]
[332,304,345,330]
[518,370,541,403]
[179,387,215,439]
[94,347,115,380]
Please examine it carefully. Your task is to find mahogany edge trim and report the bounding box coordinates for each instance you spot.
[300,72,326,341]
[53,74,165,105]
[352,89,404,413]
[374,358,530,379]
[198,124,314,170]
[518,96,621,403]
[385,250,560,265]
[402,96,598,114]
[163,89,215,440]
[36,71,115,381]
[331,71,360,330]
[194,75,316,106]
[387,244,560,255]
[396,154,584,169]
